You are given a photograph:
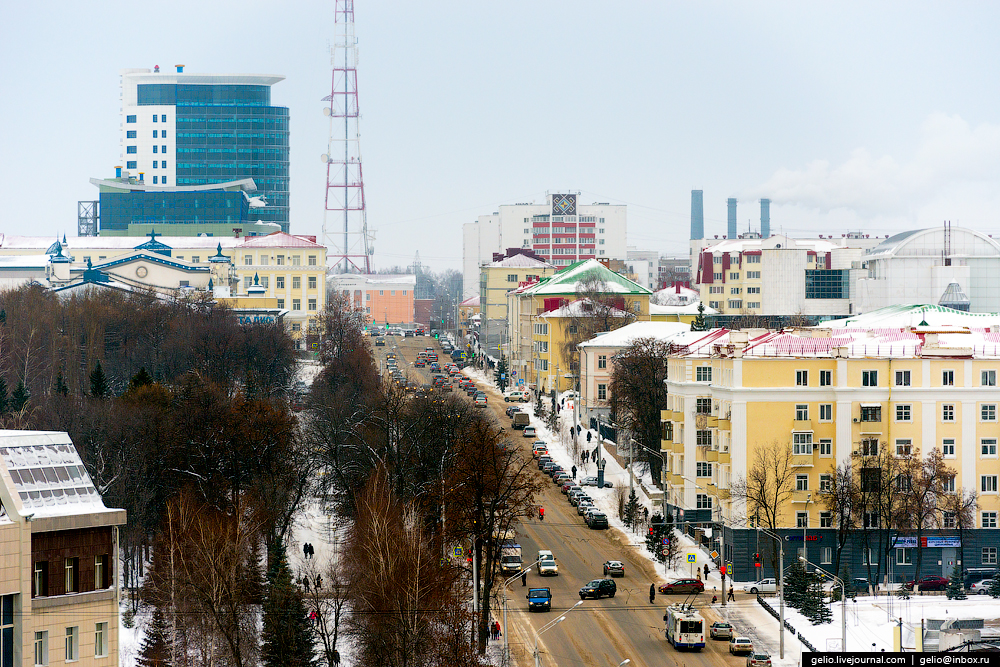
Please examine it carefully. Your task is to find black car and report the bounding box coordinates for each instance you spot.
[579,578,616,599]
[586,511,609,529]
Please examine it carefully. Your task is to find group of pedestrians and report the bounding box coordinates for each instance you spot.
[489,621,502,641]
[303,542,316,559]
[300,574,323,593]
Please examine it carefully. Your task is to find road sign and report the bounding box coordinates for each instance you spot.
[662,537,670,545]
[453,546,464,558]
[710,550,719,559]
[662,548,670,556]
[687,554,697,563]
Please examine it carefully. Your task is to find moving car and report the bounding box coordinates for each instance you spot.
[580,476,613,488]
[742,578,777,594]
[709,621,733,640]
[747,652,772,667]
[522,426,537,438]
[527,588,552,611]
[579,578,616,599]
[474,395,488,408]
[904,575,949,592]
[504,389,530,403]
[729,637,754,655]
[603,560,625,577]
[537,550,558,576]
[659,578,704,594]
[375,337,385,347]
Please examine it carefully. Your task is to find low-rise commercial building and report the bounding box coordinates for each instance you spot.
[327,274,416,328]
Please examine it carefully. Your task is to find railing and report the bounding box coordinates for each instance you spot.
[757,595,817,653]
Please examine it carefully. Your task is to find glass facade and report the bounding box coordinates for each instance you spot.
[99,191,251,232]
[137,83,289,232]
[805,269,850,299]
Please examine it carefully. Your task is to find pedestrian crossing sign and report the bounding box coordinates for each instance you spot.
[453,546,464,558]
[687,554,697,563]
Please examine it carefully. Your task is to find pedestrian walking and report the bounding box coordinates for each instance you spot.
[316,574,323,590]
[643,507,649,524]
[727,587,736,602]
[587,431,592,443]
[303,543,309,559]
[577,424,582,435]
[304,577,311,593]
[704,563,710,580]
[521,571,527,587]
[496,621,502,640]
[333,649,340,666]
[649,583,656,603]
[571,465,577,478]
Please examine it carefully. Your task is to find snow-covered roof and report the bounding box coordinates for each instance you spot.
[488,254,554,269]
[866,226,1000,260]
[651,302,717,316]
[0,255,51,270]
[518,259,651,296]
[701,234,843,255]
[579,321,692,349]
[652,284,699,306]
[539,298,630,320]
[237,232,323,248]
[824,304,1000,329]
[0,431,118,520]
[328,273,417,287]
[460,295,480,307]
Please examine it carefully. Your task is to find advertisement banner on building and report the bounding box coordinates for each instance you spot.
[892,536,961,549]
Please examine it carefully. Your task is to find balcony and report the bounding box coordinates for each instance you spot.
[705,449,719,462]
[717,417,731,430]
[791,455,815,468]
[792,419,812,430]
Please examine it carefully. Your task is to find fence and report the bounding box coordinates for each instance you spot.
[756,594,818,653]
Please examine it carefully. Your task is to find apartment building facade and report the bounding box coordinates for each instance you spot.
[478,253,555,358]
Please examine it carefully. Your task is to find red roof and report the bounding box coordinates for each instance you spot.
[237,231,323,248]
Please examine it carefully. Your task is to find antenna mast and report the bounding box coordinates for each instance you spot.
[322,0,373,273]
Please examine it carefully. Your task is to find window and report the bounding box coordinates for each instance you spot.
[64,557,79,593]
[153,114,158,122]
[258,276,268,289]
[697,430,712,446]
[161,130,167,138]
[983,439,998,457]
[819,404,832,421]
[943,370,955,386]
[597,384,606,400]
[860,405,881,422]
[896,548,913,565]
[861,467,880,492]
[747,271,761,279]
[696,494,712,509]
[943,512,956,528]
[896,404,911,421]
[506,274,518,283]
[126,161,137,169]
[942,439,955,457]
[819,370,832,386]
[984,547,998,565]
[820,474,832,493]
[747,287,761,294]
[982,475,998,493]
[695,366,712,382]
[308,276,317,290]
[292,255,301,266]
[126,145,136,154]
[161,176,167,184]
[275,276,285,289]
[984,370,997,387]
[308,255,317,266]
[598,355,607,370]
[983,512,998,529]
[161,114,166,122]
[895,439,912,457]
[942,475,955,494]
[276,299,284,309]
[126,130,136,139]
[34,631,47,666]
[696,398,712,414]
[793,432,813,455]
[292,299,301,311]
[796,512,808,528]
[308,299,317,311]
[746,254,761,264]
[896,370,911,386]
[709,286,724,294]
[153,145,158,154]
[152,176,158,184]
[796,474,809,491]
[65,627,78,662]
[291,322,301,332]
[292,276,301,290]
[697,462,712,477]
[403,290,407,295]
[983,405,997,421]
[34,561,48,597]
[796,370,808,386]
[863,512,879,529]
[862,370,878,387]
[728,299,742,309]
[896,475,912,492]
[942,404,955,422]
[821,546,833,563]
[95,554,109,589]
[243,276,253,290]
[161,145,167,153]
[795,404,809,420]
[819,439,832,456]
[747,302,761,309]
[862,547,877,564]
[153,129,158,138]
[126,115,136,123]
[94,623,108,658]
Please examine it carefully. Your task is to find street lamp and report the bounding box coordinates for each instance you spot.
[534,600,584,667]
[752,523,786,659]
[680,474,727,607]
[502,558,543,664]
[800,555,846,653]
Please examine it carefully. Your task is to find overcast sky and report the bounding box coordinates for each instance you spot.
[3,1,999,271]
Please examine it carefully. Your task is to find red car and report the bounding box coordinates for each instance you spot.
[904,575,949,591]
[659,578,705,594]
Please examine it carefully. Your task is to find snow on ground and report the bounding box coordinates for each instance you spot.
[119,613,142,666]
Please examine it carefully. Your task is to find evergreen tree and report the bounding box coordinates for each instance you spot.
[10,380,29,412]
[261,539,314,667]
[90,361,109,398]
[494,354,509,392]
[803,575,833,625]
[535,391,545,421]
[988,574,1000,599]
[840,563,856,599]
[138,606,172,667]
[622,489,640,531]
[646,512,668,563]
[784,559,810,609]
[0,376,9,414]
[55,371,69,397]
[130,367,154,391]
[946,565,967,600]
[690,302,706,332]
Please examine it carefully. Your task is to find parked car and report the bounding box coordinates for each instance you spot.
[579,578,616,599]
[709,621,733,640]
[537,455,552,470]
[729,637,754,655]
[522,426,537,438]
[659,578,704,594]
[506,406,521,418]
[904,575,949,592]
[747,652,772,667]
[533,444,548,458]
[742,578,777,594]
[504,389,530,403]
[586,511,609,529]
[527,588,552,611]
[553,473,572,486]
[603,560,625,577]
[577,500,595,516]
[969,578,995,595]
[580,476,613,488]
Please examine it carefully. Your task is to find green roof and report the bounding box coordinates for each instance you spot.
[520,259,651,296]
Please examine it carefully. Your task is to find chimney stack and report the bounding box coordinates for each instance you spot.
[727,198,737,239]
[690,190,704,240]
[760,198,771,238]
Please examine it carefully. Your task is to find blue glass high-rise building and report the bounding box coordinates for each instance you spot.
[119,66,290,232]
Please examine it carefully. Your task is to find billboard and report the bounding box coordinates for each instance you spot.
[551,193,577,216]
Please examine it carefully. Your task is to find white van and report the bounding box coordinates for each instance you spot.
[537,550,559,576]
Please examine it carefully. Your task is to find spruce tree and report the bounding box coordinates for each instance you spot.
[946,565,967,600]
[0,377,10,414]
[803,575,833,625]
[138,607,172,667]
[690,302,706,331]
[784,559,809,609]
[494,354,509,393]
[622,489,640,531]
[90,361,109,398]
[261,539,314,667]
[55,372,69,397]
[646,512,668,563]
[10,380,29,412]
[130,367,154,391]
[988,574,1000,599]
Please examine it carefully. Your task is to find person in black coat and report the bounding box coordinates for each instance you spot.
[649,583,656,603]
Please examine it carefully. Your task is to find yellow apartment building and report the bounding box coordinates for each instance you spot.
[478,253,555,360]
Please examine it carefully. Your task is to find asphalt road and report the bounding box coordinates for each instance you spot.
[376,334,752,667]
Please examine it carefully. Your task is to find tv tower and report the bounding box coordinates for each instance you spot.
[322,0,373,273]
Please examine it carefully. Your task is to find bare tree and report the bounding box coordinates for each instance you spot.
[559,271,638,374]
[898,448,953,575]
[821,462,857,575]
[853,442,907,587]
[608,337,670,484]
[940,487,979,571]
[730,440,797,574]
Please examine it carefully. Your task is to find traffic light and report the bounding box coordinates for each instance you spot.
[753,552,762,568]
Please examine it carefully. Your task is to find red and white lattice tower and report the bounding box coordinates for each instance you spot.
[322,0,373,273]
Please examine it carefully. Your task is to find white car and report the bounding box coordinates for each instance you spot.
[742,578,777,594]
[970,578,995,595]
[580,476,613,488]
[537,550,559,576]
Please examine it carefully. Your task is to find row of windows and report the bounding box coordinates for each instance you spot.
[33,555,110,597]
[34,623,109,664]
[244,254,318,266]
[126,145,168,154]
[244,275,319,290]
[795,369,997,387]
[126,114,169,123]
[273,298,318,311]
